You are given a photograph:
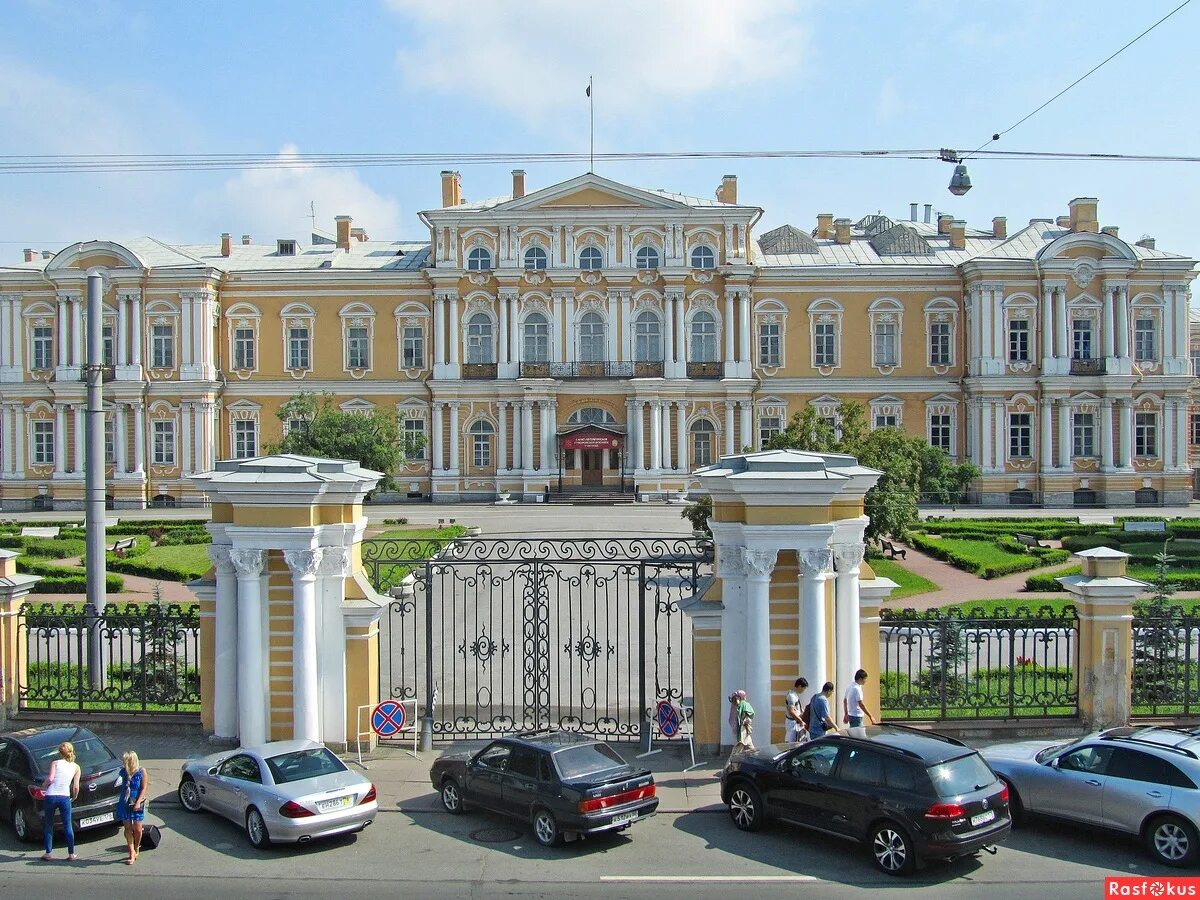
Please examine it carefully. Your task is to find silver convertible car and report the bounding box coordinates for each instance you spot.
[982,726,1200,867]
[177,740,377,849]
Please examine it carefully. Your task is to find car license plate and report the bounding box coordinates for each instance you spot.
[317,796,353,813]
[80,813,113,829]
[611,811,636,827]
[970,810,995,827]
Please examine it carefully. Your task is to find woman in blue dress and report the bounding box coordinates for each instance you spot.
[117,751,148,865]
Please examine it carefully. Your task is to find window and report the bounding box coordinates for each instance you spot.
[506,748,541,780]
[470,420,493,468]
[1135,318,1157,362]
[233,420,258,459]
[929,321,951,366]
[691,420,716,467]
[346,325,370,369]
[402,416,426,460]
[523,246,547,271]
[265,748,346,785]
[475,742,511,772]
[218,755,262,784]
[286,418,308,436]
[814,321,837,367]
[1072,318,1093,360]
[1057,745,1113,775]
[31,325,54,370]
[523,313,549,363]
[578,312,605,363]
[552,743,625,779]
[152,420,176,466]
[929,414,952,454]
[1192,348,1200,376]
[579,246,603,270]
[690,245,716,269]
[839,748,885,787]
[1073,412,1096,457]
[151,323,174,369]
[690,311,717,363]
[873,320,898,367]
[32,420,54,465]
[634,312,661,362]
[883,759,917,791]
[926,754,998,798]
[402,325,424,369]
[1105,749,1177,786]
[288,327,310,370]
[874,413,898,430]
[101,323,114,367]
[1009,412,1032,459]
[465,313,494,364]
[635,245,660,270]
[104,418,115,464]
[466,247,492,271]
[233,327,255,369]
[759,415,782,450]
[790,743,840,777]
[1192,413,1200,446]
[1008,320,1030,362]
[1135,412,1158,457]
[758,321,781,367]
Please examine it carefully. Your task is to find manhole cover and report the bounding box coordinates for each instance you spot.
[470,826,521,843]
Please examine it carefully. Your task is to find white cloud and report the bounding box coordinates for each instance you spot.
[387,0,810,126]
[211,146,403,243]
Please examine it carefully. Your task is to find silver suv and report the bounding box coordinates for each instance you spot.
[982,727,1200,867]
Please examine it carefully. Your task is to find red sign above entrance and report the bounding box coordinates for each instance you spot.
[562,432,621,451]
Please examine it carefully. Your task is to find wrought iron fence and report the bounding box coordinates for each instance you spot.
[879,604,1079,720]
[19,602,201,713]
[1132,604,1200,716]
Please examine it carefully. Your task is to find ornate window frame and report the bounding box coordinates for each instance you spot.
[280,302,316,379]
[339,301,376,378]
[396,398,428,464]
[1070,392,1101,463]
[685,293,721,364]
[923,296,957,373]
[1133,392,1163,463]
[1131,292,1164,371]
[144,299,180,380]
[688,417,718,467]
[1005,393,1038,470]
[225,302,261,380]
[27,400,54,472]
[394,301,429,375]
[462,298,497,365]
[753,298,787,373]
[22,301,57,376]
[756,394,788,450]
[925,394,959,459]
[226,399,261,460]
[631,300,663,363]
[807,298,843,375]
[1067,293,1101,360]
[870,395,904,430]
[148,399,179,474]
[868,297,903,374]
[1003,293,1038,373]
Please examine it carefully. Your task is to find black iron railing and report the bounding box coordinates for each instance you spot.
[549,361,633,378]
[1070,358,1106,375]
[462,363,498,379]
[686,362,722,379]
[1132,604,1200,717]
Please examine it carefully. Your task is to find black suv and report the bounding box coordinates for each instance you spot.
[429,731,658,847]
[721,726,1011,875]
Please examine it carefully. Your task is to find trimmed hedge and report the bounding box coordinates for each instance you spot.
[0,536,86,559]
[30,573,125,594]
[108,556,207,582]
[907,533,1067,579]
[1026,565,1200,592]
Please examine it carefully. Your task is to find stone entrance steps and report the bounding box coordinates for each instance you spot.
[547,488,636,505]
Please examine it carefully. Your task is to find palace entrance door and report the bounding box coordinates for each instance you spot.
[581,450,604,486]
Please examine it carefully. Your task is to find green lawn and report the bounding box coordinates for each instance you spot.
[361,525,469,591]
[868,557,938,600]
[930,597,1076,617]
[138,543,213,580]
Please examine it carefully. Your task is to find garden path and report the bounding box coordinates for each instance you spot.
[29,554,198,606]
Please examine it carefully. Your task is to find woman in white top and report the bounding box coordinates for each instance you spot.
[40,741,81,861]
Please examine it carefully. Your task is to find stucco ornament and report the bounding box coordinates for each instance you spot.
[1072,260,1097,289]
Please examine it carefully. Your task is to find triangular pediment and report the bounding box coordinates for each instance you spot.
[494,173,692,213]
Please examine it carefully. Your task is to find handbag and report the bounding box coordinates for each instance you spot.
[139,824,162,851]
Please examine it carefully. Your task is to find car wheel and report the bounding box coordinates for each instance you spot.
[1001,778,1025,827]
[245,807,270,849]
[532,808,562,847]
[1147,814,1199,867]
[178,775,203,813]
[440,778,465,815]
[727,782,765,832]
[12,805,36,844]
[870,821,916,876]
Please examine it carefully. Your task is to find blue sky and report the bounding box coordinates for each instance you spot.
[2,0,1198,261]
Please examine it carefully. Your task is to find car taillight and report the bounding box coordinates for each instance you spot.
[28,786,45,801]
[998,783,1010,804]
[924,802,966,820]
[578,784,655,814]
[360,785,376,805]
[279,800,315,819]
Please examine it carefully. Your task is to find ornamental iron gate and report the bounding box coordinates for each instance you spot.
[365,537,706,743]
[1131,603,1200,717]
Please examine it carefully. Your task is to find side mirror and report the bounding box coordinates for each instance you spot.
[208,766,219,777]
[1047,757,1060,770]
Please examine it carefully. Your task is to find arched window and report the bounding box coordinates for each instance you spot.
[465,312,494,364]
[635,246,660,270]
[579,311,606,362]
[466,247,492,271]
[579,247,603,270]
[523,312,549,363]
[691,419,717,467]
[469,420,494,468]
[567,407,616,426]
[690,245,716,270]
[634,311,662,362]
[524,246,548,271]
[690,311,718,362]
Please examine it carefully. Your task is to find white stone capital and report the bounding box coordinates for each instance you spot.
[207,544,234,573]
[800,548,833,577]
[317,546,350,577]
[741,547,777,579]
[229,548,267,579]
[284,548,323,579]
[832,543,865,570]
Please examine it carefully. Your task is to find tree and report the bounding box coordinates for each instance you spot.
[1132,541,1182,706]
[271,393,412,491]
[681,494,713,535]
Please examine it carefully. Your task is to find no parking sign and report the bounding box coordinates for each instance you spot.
[371,700,408,737]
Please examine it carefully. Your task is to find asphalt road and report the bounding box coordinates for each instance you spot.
[0,801,1182,899]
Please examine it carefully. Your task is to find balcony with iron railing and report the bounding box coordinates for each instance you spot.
[1070,357,1106,376]
[462,363,498,380]
[686,362,723,379]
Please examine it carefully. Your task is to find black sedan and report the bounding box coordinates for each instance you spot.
[429,731,658,847]
[0,725,125,843]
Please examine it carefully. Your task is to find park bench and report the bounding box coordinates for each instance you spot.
[879,539,906,560]
[20,526,59,539]
[1015,533,1050,550]
[110,537,137,557]
[1123,520,1166,534]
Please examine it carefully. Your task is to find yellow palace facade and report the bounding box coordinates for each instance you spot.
[0,170,1195,509]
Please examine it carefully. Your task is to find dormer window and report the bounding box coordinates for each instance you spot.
[277,240,297,256]
[467,247,493,271]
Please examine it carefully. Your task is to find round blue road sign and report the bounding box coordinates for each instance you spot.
[371,700,407,737]
[655,700,681,738]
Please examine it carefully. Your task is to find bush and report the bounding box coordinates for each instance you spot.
[153,529,211,546]
[0,536,86,559]
[1025,568,1078,591]
[29,573,125,594]
[108,557,208,582]
[906,533,1062,579]
[382,518,409,526]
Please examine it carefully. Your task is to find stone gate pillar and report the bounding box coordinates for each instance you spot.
[0,550,40,724]
[190,455,386,750]
[687,450,881,750]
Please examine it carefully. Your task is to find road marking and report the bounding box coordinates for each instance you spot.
[601,876,819,883]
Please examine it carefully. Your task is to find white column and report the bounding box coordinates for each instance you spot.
[13,404,25,476]
[676,400,687,473]
[663,295,675,373]
[285,548,322,742]
[432,293,445,369]
[740,402,752,454]
[130,293,142,369]
[980,401,993,472]
[799,549,832,694]
[497,400,509,471]
[180,294,193,368]
[1040,399,1054,471]
[1041,285,1055,370]
[1102,287,1116,361]
[208,546,239,740]
[71,298,82,368]
[181,402,192,475]
[536,402,548,472]
[739,293,751,369]
[552,291,565,364]
[521,401,534,471]
[660,401,673,470]
[0,299,9,370]
[675,294,686,372]
[544,399,557,472]
[980,287,992,369]
[1119,399,1134,469]
[1057,399,1071,469]
[53,404,65,476]
[725,402,736,456]
[1100,399,1114,470]
[991,286,1006,360]
[724,291,735,365]
[118,295,129,367]
[650,401,662,471]
[316,549,349,744]
[448,402,460,473]
[606,292,619,362]
[619,291,632,363]
[631,400,644,471]
[448,294,460,367]
[133,402,145,475]
[2,406,13,475]
[114,403,128,475]
[431,402,444,473]
[742,547,777,740]
[994,404,1005,472]
[230,549,268,745]
[57,297,69,365]
[498,295,509,367]
[1055,286,1069,367]
[1176,287,1190,360]
[717,548,747,745]
[1164,401,1176,471]
[10,296,21,376]
[833,544,864,698]
[564,293,576,364]
[1176,398,1189,469]
[1117,286,1130,360]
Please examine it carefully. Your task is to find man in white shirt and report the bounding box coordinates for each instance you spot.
[843,669,878,730]
[783,677,808,742]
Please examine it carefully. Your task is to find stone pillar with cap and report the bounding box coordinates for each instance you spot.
[0,550,40,723]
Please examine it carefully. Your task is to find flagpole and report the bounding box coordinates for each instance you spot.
[588,75,594,173]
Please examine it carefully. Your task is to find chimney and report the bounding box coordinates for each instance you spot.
[335,215,352,251]
[41,250,51,259]
[241,234,252,245]
[1136,236,1156,250]
[1101,225,1119,238]
[992,217,1007,239]
[22,248,35,262]
[833,218,852,245]
[949,220,966,250]
[511,169,526,200]
[923,203,932,224]
[220,233,231,257]
[440,170,462,208]
[351,227,367,242]
[1068,197,1098,233]
[937,213,953,235]
[909,203,918,221]
[716,175,738,204]
[816,213,834,239]
[1056,215,1071,228]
